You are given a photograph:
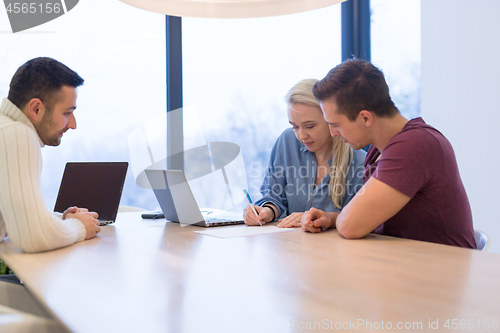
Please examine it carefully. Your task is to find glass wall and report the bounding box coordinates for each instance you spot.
[0,1,419,213]
[371,0,421,119]
[182,6,342,208]
[0,0,166,210]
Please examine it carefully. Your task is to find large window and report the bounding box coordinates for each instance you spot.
[371,0,421,119]
[0,0,166,210]
[182,6,342,208]
[1,1,420,212]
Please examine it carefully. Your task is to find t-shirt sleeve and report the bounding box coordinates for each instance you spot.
[373,129,438,199]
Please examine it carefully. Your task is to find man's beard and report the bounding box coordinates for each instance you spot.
[35,113,63,146]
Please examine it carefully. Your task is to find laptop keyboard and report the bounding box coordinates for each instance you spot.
[204,217,234,223]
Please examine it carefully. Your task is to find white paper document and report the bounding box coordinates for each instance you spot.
[194,225,299,238]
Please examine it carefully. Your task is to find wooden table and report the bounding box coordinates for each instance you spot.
[0,212,499,333]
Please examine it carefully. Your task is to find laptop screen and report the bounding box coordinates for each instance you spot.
[54,162,128,222]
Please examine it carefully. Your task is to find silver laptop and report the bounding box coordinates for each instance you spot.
[54,162,128,226]
[145,169,244,227]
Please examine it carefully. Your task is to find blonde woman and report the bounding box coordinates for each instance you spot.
[244,79,366,227]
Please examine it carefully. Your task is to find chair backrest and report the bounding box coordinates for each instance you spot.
[474,230,490,251]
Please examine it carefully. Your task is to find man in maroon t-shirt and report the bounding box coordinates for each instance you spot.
[301,59,476,248]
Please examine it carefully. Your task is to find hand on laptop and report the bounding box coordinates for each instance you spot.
[64,207,101,239]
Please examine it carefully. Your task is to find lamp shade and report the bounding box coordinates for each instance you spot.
[118,0,347,19]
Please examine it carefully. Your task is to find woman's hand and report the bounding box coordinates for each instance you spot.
[277,212,303,228]
[243,205,273,225]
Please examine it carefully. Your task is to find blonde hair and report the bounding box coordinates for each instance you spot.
[286,79,353,209]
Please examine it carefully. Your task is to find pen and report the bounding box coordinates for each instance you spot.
[308,217,325,230]
[243,189,262,226]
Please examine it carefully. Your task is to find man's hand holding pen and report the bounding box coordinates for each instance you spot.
[301,208,336,233]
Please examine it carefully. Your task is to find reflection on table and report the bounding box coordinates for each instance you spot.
[0,212,499,333]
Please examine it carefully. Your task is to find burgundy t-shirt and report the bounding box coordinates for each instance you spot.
[364,118,476,248]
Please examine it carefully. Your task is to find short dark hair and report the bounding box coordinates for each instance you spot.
[8,57,84,111]
[313,59,398,121]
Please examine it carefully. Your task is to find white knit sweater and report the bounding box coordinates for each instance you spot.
[0,98,85,253]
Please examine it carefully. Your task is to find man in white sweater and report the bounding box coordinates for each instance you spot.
[0,57,101,253]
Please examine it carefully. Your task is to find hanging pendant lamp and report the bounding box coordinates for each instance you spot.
[118,0,347,19]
